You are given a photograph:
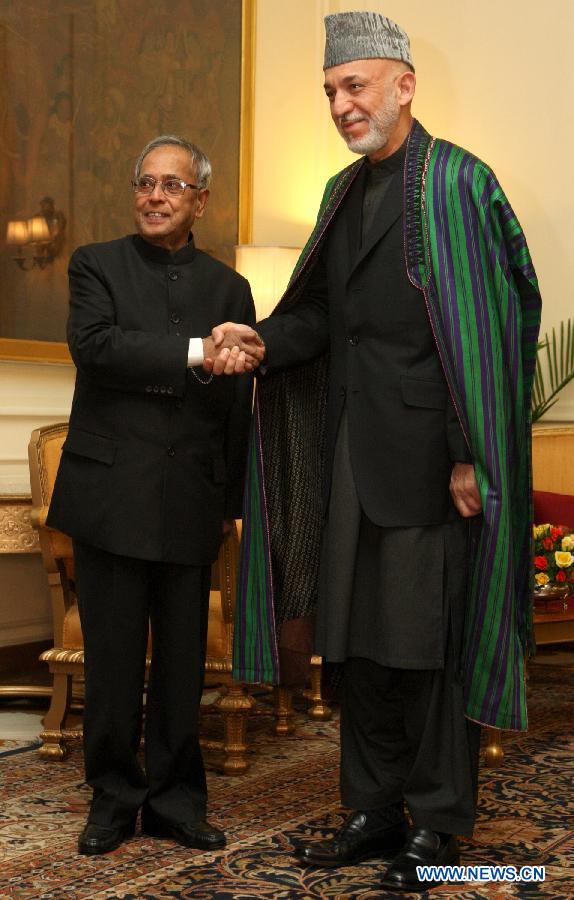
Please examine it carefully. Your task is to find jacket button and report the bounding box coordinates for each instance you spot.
[167,446,176,457]
[167,386,174,395]
[153,385,159,393]
[160,385,166,394]
[145,385,153,393]
[348,334,359,345]
[168,270,179,281]
[170,313,181,324]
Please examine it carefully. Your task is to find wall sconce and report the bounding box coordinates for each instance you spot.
[6,197,66,271]
[235,245,302,319]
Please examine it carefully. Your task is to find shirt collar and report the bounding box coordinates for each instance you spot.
[365,138,407,178]
[132,232,197,265]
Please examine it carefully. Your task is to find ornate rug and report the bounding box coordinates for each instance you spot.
[0,738,41,757]
[0,664,572,899]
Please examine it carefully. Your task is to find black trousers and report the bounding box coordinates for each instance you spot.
[73,540,211,828]
[340,648,481,837]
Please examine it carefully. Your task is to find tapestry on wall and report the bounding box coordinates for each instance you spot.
[0,0,244,342]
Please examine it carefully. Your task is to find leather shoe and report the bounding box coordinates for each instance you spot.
[294,810,407,868]
[142,810,226,850]
[78,821,135,855]
[380,826,460,890]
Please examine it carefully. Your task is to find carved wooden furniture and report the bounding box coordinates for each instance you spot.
[0,495,54,700]
[532,424,574,645]
[272,656,332,737]
[484,423,574,766]
[28,422,253,774]
[532,423,574,498]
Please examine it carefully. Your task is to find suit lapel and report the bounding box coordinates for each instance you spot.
[348,169,403,279]
[344,163,367,265]
[324,163,366,288]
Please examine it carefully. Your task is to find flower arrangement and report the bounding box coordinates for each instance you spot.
[533,524,574,590]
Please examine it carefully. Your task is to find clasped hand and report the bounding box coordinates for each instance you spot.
[203,323,265,375]
[449,463,482,517]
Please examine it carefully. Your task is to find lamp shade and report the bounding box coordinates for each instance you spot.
[6,220,29,245]
[235,245,302,319]
[27,216,51,242]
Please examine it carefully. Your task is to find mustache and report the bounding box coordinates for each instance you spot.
[339,113,366,126]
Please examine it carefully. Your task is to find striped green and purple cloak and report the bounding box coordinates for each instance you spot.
[233,119,541,731]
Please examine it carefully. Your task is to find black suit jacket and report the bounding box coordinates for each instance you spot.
[47,234,255,565]
[258,163,469,526]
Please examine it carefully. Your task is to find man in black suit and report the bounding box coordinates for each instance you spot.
[206,12,487,893]
[48,135,262,855]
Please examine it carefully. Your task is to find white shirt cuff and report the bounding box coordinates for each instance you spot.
[187,338,204,367]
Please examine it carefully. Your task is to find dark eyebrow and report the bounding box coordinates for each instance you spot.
[323,74,363,91]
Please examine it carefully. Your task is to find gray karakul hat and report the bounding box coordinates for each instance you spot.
[324,11,413,70]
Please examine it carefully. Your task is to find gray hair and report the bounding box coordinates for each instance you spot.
[134,134,212,189]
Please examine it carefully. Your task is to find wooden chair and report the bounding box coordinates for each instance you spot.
[28,422,254,774]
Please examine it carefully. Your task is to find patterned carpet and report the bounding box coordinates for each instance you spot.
[0,663,572,899]
[0,738,41,758]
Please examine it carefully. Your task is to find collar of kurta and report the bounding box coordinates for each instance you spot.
[364,138,406,178]
[132,232,197,265]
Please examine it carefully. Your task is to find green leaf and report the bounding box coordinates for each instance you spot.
[532,318,574,423]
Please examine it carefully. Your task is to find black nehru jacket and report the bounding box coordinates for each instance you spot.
[47,234,255,566]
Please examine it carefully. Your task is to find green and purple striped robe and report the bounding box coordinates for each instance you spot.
[233,119,541,731]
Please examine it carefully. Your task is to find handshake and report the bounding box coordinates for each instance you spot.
[202,323,266,375]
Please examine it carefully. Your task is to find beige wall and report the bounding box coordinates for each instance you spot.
[253,0,574,417]
[0,361,74,495]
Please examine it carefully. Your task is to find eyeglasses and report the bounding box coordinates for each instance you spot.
[131,176,201,196]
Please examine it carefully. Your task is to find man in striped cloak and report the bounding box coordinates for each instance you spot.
[209,10,541,892]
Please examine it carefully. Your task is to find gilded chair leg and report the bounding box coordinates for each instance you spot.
[274,685,296,736]
[38,670,71,760]
[304,655,332,721]
[483,726,504,767]
[215,681,254,775]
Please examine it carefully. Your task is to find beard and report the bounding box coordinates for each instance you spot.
[338,94,400,156]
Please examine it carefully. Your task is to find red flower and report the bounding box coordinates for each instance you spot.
[534,556,548,569]
[556,570,567,583]
[543,537,554,550]
[551,527,564,541]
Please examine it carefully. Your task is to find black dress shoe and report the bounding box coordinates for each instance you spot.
[142,811,226,850]
[294,810,407,868]
[78,821,135,855]
[380,826,460,890]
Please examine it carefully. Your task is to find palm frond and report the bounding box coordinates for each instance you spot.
[532,318,574,422]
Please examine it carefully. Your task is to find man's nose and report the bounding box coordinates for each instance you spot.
[331,92,353,118]
[149,182,165,201]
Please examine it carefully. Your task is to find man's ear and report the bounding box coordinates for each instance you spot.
[195,188,210,219]
[397,70,416,107]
